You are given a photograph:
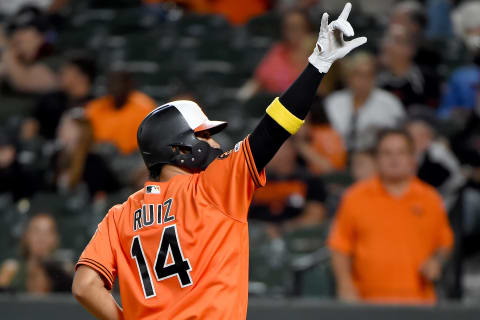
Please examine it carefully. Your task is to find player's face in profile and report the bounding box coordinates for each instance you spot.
[195,131,220,149]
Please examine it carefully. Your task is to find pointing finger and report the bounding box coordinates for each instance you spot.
[320,12,329,33]
[338,2,352,21]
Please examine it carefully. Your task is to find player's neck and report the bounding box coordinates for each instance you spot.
[158,165,192,182]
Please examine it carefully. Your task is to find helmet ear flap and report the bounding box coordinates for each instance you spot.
[172,140,212,170]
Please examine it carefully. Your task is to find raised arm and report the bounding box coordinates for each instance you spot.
[249,2,367,171]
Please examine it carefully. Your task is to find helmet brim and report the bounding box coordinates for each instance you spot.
[194,120,227,135]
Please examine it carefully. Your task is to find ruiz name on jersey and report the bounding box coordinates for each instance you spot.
[133,197,176,232]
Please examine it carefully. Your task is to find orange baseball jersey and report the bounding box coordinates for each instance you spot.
[76,137,266,319]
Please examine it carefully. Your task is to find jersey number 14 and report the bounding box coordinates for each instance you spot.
[130,224,193,299]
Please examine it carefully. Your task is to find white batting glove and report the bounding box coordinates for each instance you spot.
[308,2,367,73]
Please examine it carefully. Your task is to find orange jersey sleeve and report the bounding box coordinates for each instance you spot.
[197,137,266,222]
[76,207,121,289]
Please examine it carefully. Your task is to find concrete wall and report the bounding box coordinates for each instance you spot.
[1,295,479,320]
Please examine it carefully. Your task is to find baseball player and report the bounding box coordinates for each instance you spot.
[72,3,366,319]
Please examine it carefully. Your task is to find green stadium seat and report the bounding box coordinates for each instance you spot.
[0,95,36,123]
[296,260,335,298]
[248,222,292,296]
[284,224,329,255]
[242,93,277,119]
[176,14,231,39]
[88,0,141,9]
[246,13,281,40]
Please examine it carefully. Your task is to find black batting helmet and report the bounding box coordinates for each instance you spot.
[137,100,227,172]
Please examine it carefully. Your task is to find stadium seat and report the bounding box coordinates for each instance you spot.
[176,14,231,39]
[88,0,141,9]
[248,222,292,296]
[246,12,281,40]
[284,224,335,297]
[294,258,335,298]
[242,93,277,119]
[0,95,36,122]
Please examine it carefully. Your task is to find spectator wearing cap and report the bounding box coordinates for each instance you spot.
[325,52,405,150]
[378,24,441,109]
[328,129,453,304]
[406,109,465,209]
[85,70,156,155]
[25,54,96,140]
[437,1,480,118]
[0,6,58,93]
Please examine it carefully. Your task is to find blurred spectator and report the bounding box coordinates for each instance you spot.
[305,0,396,18]
[452,0,480,53]
[406,110,465,209]
[0,129,40,202]
[0,213,72,294]
[325,52,405,150]
[300,103,347,175]
[0,6,58,94]
[378,24,441,109]
[437,1,480,118]
[85,70,156,155]
[451,105,480,171]
[249,140,327,230]
[350,147,377,182]
[45,109,120,198]
[202,0,269,25]
[389,1,442,70]
[25,54,96,141]
[450,106,480,239]
[238,9,315,100]
[390,1,427,38]
[328,128,453,303]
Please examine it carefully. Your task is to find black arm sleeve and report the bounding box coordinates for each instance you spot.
[249,63,325,171]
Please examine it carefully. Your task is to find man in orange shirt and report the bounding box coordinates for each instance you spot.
[328,128,454,304]
[72,3,367,319]
[86,71,156,154]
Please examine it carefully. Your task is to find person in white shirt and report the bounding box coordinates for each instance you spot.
[325,51,405,150]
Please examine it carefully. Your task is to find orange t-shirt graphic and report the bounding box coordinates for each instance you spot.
[76,138,266,319]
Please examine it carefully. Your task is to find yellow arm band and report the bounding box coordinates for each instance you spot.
[265,97,305,135]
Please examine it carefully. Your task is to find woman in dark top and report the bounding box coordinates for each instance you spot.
[47,109,120,198]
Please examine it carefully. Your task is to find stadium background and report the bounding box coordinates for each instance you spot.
[0,0,480,318]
